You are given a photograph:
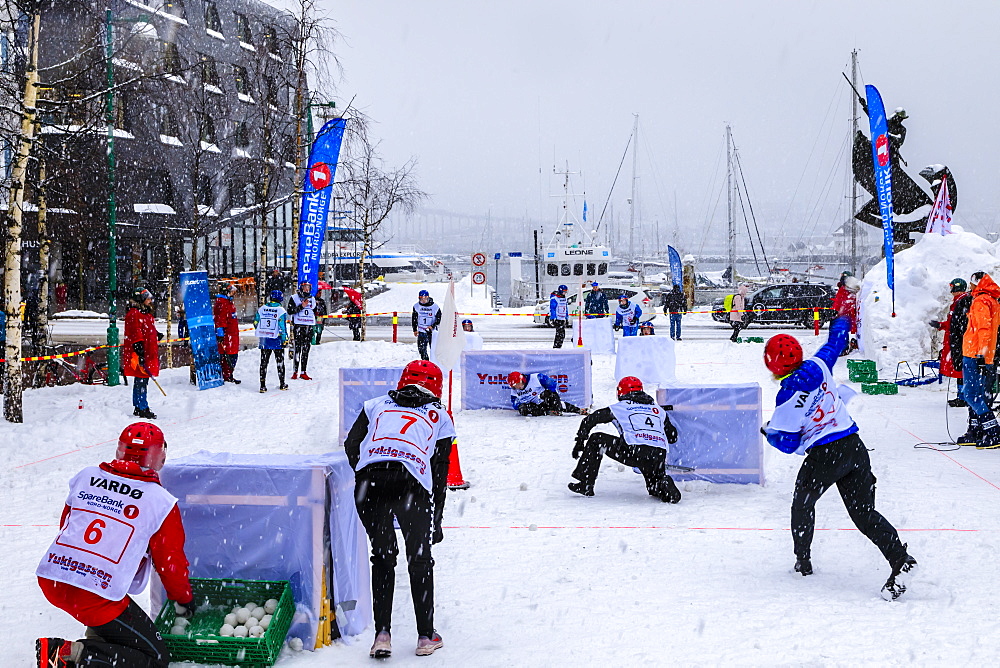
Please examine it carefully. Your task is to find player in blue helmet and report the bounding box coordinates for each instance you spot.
[550,285,569,348]
[639,321,655,336]
[462,319,474,332]
[270,289,283,302]
[255,289,289,392]
[412,290,441,360]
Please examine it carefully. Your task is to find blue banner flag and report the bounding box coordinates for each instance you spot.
[667,246,683,287]
[297,118,347,290]
[865,84,895,313]
[179,271,223,390]
[582,199,588,223]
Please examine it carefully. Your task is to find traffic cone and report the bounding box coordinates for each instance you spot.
[446,440,470,490]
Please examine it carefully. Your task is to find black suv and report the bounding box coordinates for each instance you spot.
[712,283,836,328]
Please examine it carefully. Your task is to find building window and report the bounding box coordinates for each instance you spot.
[263,25,280,55]
[235,13,252,43]
[233,64,250,96]
[137,169,174,205]
[547,264,558,276]
[264,76,278,108]
[164,0,186,19]
[204,1,223,33]
[199,113,216,145]
[284,136,297,165]
[234,122,250,148]
[560,264,571,276]
[586,263,596,276]
[195,174,213,207]
[230,180,256,208]
[598,262,608,274]
[162,41,182,77]
[199,53,220,88]
[155,104,179,138]
[573,263,584,276]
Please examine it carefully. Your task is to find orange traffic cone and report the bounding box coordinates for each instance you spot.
[446,440,470,490]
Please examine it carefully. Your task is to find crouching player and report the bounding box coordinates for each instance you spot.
[345,361,455,658]
[762,313,917,600]
[569,376,680,502]
[35,422,192,667]
[508,371,587,416]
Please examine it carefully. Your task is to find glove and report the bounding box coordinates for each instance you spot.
[132,342,146,365]
[928,320,941,329]
[174,601,195,619]
[760,421,770,436]
[216,327,225,338]
[613,323,622,331]
[432,524,444,545]
[572,439,584,459]
[665,420,678,445]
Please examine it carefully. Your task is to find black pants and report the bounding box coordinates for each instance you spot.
[518,389,583,416]
[292,324,312,373]
[416,331,433,360]
[730,320,745,341]
[220,351,239,380]
[355,463,435,637]
[572,432,668,494]
[552,319,566,348]
[78,598,169,667]
[259,348,285,386]
[791,433,907,566]
[349,322,362,340]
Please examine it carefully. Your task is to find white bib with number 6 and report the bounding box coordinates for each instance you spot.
[36,466,178,601]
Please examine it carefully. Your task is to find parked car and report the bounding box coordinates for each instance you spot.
[711,283,836,328]
[534,288,658,326]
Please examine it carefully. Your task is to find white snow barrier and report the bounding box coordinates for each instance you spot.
[339,367,406,444]
[461,349,592,410]
[656,383,764,484]
[579,317,616,354]
[614,335,676,386]
[155,452,371,643]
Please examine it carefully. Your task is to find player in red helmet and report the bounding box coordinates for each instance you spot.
[508,370,587,416]
[35,423,192,667]
[569,376,680,501]
[344,361,455,657]
[762,307,915,600]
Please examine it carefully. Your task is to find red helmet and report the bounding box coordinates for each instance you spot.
[115,422,167,471]
[617,376,644,399]
[508,371,526,388]
[397,360,443,398]
[764,334,803,376]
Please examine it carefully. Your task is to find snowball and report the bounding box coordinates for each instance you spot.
[519,482,528,491]
[528,523,538,531]
[251,606,266,621]
[224,613,237,627]
[170,625,185,636]
[249,625,265,637]
[234,608,251,625]
[219,624,235,637]
[175,618,190,628]
[288,637,304,651]
[244,602,257,611]
[263,599,279,614]
[233,625,249,638]
[173,602,187,615]
[260,614,272,630]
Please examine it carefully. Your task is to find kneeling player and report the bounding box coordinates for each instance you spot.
[508,371,587,416]
[763,314,917,600]
[569,376,680,501]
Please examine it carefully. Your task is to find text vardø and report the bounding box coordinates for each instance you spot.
[89,477,143,499]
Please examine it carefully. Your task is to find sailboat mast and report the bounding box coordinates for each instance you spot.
[726,124,735,286]
[850,49,859,274]
[629,113,638,259]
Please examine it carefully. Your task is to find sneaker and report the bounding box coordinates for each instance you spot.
[794,558,813,576]
[300,373,312,381]
[226,378,242,385]
[567,481,594,497]
[369,631,391,659]
[948,397,968,408]
[279,384,289,391]
[291,372,299,380]
[260,386,267,393]
[881,551,917,601]
[36,637,73,667]
[415,632,443,656]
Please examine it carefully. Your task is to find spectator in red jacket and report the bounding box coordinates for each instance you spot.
[35,422,192,668]
[213,284,242,384]
[124,287,161,419]
[929,278,968,406]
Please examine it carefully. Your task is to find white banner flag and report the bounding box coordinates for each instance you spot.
[925,177,953,235]
[431,280,464,371]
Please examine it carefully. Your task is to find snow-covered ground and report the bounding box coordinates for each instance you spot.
[4,304,1000,665]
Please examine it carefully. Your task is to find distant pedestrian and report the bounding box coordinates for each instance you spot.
[729,284,749,342]
[255,289,288,392]
[313,293,327,345]
[931,278,971,407]
[213,284,241,384]
[54,280,67,312]
[614,294,642,336]
[550,285,569,348]
[584,282,609,318]
[264,269,285,298]
[412,290,441,360]
[287,282,317,380]
[663,284,686,340]
[956,272,1000,448]
[124,287,161,419]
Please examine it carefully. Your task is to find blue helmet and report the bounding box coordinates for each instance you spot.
[558,284,568,293]
[640,321,655,333]
[269,289,283,302]
[591,282,599,288]
[461,319,472,325]
[419,289,430,298]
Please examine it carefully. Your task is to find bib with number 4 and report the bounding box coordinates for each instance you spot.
[609,400,669,449]
[36,466,178,601]
[356,394,457,490]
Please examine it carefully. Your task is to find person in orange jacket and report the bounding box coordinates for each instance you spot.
[956,272,1000,448]
[124,288,162,419]
[35,422,192,668]
[213,284,241,384]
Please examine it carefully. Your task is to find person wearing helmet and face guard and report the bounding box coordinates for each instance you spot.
[762,307,916,601]
[412,290,442,361]
[550,284,570,348]
[344,361,456,658]
[568,376,680,501]
[35,423,192,668]
[507,371,587,416]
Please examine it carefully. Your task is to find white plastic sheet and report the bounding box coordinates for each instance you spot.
[339,367,405,445]
[615,335,676,386]
[580,317,616,354]
[461,349,592,410]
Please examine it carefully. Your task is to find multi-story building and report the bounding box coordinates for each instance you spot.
[24,0,305,309]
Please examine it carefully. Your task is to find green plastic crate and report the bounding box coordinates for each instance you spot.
[849,370,878,383]
[155,578,294,667]
[846,359,876,372]
[744,336,764,343]
[861,381,898,396]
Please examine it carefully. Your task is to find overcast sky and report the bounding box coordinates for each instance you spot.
[271,0,1000,254]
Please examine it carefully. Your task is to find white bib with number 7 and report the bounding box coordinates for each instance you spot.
[356,395,457,491]
[36,466,178,601]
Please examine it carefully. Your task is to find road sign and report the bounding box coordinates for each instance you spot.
[471,252,487,267]
[472,271,487,285]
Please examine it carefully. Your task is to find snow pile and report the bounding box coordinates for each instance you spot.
[860,228,1000,365]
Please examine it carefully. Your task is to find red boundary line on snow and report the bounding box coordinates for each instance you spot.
[882,414,1000,492]
[441,526,982,531]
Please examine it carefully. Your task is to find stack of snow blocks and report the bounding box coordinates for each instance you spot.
[656,383,764,485]
[460,349,592,410]
[155,452,372,646]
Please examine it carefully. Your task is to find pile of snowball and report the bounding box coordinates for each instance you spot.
[169,598,279,638]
